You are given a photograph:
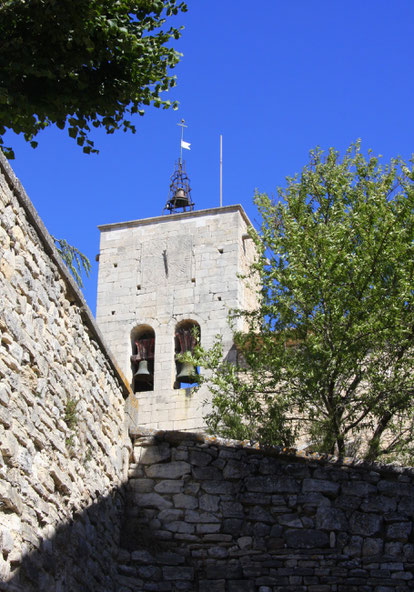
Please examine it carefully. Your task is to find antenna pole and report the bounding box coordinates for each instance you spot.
[220,134,223,207]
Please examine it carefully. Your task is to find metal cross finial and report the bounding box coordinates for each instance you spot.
[177,119,187,162]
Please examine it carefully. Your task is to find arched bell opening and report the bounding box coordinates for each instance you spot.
[130,325,155,393]
[174,320,200,389]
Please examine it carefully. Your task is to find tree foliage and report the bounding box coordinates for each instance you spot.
[0,0,187,158]
[195,143,414,462]
[53,236,91,288]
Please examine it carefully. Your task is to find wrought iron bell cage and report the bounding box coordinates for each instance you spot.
[163,160,194,215]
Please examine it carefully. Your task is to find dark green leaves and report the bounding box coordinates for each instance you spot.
[0,0,187,158]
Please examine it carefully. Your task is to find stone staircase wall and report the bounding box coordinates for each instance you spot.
[0,153,132,591]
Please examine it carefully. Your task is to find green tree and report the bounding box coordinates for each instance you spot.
[0,0,187,158]
[195,143,414,462]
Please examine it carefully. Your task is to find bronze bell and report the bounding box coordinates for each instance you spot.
[134,360,151,382]
[177,361,197,383]
[173,188,189,207]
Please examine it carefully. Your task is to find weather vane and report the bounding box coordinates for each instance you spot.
[177,119,191,163]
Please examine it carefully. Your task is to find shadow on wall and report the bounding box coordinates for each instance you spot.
[3,431,414,592]
[1,488,125,592]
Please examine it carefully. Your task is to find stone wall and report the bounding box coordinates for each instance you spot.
[120,430,414,592]
[0,152,132,590]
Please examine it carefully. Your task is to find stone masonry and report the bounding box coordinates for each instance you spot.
[0,152,131,590]
[119,430,414,592]
[2,153,414,591]
[96,206,258,433]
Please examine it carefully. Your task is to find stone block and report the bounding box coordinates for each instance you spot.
[137,564,161,580]
[185,510,220,523]
[362,537,383,556]
[378,480,414,497]
[315,506,347,531]
[196,523,221,534]
[158,509,183,523]
[155,480,184,494]
[349,511,382,536]
[162,566,194,581]
[146,462,191,479]
[341,481,376,497]
[155,551,185,566]
[173,494,198,509]
[164,521,194,534]
[199,580,225,592]
[222,501,244,518]
[228,580,254,592]
[386,521,412,541]
[245,475,300,493]
[302,479,340,495]
[285,528,329,549]
[189,450,212,466]
[138,443,171,465]
[199,494,220,512]
[223,460,251,479]
[223,519,244,536]
[277,513,303,528]
[133,493,173,510]
[360,495,396,513]
[131,550,155,564]
[129,479,154,493]
[248,506,272,522]
[0,528,15,555]
[201,481,236,495]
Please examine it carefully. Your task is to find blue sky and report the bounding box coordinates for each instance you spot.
[4,0,414,314]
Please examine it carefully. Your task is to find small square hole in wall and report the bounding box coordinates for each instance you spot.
[217,296,222,301]
[111,311,116,315]
[137,285,141,291]
[191,278,196,284]
[218,248,224,254]
[113,263,118,268]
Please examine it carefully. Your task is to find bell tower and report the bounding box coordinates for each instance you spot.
[96,204,257,433]
[96,128,257,433]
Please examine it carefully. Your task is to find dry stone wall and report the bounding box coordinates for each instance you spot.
[120,430,414,592]
[0,152,131,591]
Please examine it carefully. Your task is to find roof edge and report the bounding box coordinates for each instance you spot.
[98,204,254,233]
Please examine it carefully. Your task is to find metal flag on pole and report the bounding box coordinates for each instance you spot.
[177,119,190,163]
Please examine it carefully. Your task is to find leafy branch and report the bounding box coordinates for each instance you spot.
[53,236,91,288]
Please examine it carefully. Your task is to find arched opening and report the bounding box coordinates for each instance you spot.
[130,325,155,393]
[174,320,200,389]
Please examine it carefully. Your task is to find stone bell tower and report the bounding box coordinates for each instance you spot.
[96,160,257,433]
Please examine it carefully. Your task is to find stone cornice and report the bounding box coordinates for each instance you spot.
[98,204,253,233]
